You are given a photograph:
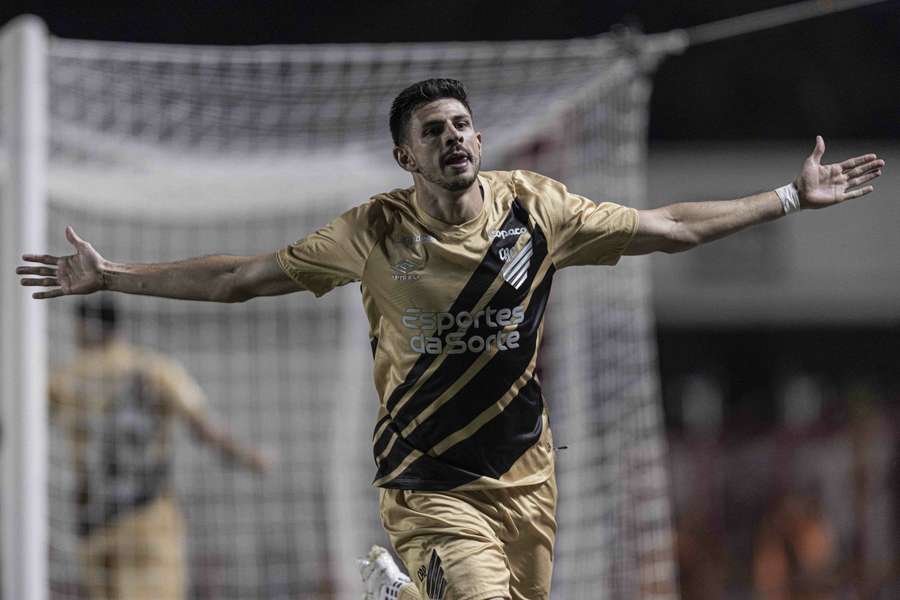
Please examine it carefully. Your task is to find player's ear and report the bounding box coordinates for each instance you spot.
[393,145,418,174]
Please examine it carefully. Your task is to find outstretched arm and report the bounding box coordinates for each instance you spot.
[624,136,885,255]
[184,411,271,473]
[17,226,300,302]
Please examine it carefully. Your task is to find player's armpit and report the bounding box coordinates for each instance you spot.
[230,252,303,301]
[622,207,695,256]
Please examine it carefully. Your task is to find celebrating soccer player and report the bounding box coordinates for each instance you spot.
[18,79,884,600]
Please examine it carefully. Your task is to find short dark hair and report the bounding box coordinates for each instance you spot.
[389,78,473,146]
[76,295,119,335]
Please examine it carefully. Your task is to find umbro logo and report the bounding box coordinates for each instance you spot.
[392,259,423,281]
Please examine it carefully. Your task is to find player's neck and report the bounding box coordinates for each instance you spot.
[414,177,483,226]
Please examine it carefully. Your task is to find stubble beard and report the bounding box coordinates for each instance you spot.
[423,154,481,192]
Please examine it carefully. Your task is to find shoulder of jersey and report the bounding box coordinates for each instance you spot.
[489,169,561,229]
[485,169,552,199]
[369,185,414,209]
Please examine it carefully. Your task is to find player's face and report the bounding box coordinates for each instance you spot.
[403,98,482,192]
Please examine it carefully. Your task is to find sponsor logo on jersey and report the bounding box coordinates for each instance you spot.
[488,226,527,240]
[391,259,423,281]
[402,306,524,354]
[399,233,438,246]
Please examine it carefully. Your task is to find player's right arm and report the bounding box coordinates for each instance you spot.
[17,225,299,302]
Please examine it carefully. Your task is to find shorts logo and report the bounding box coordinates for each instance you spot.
[425,549,447,600]
[417,565,427,582]
[392,259,423,281]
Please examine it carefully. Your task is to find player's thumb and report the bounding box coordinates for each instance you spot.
[65,225,85,248]
[811,135,825,162]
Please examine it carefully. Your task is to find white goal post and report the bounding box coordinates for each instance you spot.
[1,15,49,600]
[1,16,685,599]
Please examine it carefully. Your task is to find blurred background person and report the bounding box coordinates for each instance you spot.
[753,489,837,600]
[49,296,269,600]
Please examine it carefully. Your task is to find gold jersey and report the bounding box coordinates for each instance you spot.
[50,342,207,535]
[277,170,638,491]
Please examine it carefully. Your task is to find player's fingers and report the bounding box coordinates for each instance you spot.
[811,135,825,161]
[32,288,66,300]
[65,225,87,248]
[21,253,60,265]
[843,158,885,178]
[16,265,57,276]
[840,185,874,201]
[21,277,60,287]
[838,153,877,170]
[846,169,882,189]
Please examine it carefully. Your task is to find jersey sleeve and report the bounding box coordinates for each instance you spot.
[276,202,376,297]
[513,170,638,269]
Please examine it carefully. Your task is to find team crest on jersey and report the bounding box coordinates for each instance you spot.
[500,239,534,289]
[491,207,532,289]
[391,258,423,281]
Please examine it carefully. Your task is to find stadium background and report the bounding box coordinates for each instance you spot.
[2,1,899,598]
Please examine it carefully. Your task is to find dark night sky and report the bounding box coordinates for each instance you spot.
[3,0,899,140]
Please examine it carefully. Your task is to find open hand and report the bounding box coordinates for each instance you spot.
[796,136,885,209]
[16,226,106,299]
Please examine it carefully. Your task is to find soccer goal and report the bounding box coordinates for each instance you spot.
[1,15,683,599]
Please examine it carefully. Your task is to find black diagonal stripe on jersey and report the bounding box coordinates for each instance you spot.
[372,418,402,463]
[404,262,553,451]
[376,260,554,487]
[388,208,546,437]
[381,206,522,415]
[376,440,480,490]
[377,381,545,489]
[372,414,390,437]
[438,376,543,478]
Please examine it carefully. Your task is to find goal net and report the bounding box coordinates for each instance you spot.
[1,16,681,599]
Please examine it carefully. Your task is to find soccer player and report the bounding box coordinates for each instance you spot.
[18,79,884,600]
[49,296,269,600]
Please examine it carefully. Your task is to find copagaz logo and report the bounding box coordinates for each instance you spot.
[488,226,527,240]
[391,259,423,281]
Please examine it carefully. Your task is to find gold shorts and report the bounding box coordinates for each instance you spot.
[379,475,557,600]
[79,495,185,600]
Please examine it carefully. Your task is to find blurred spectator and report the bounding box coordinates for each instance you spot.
[675,508,726,600]
[753,490,837,600]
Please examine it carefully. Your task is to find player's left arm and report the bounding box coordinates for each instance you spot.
[624,136,885,255]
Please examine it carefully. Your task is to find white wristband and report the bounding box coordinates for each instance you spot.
[775,182,801,215]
